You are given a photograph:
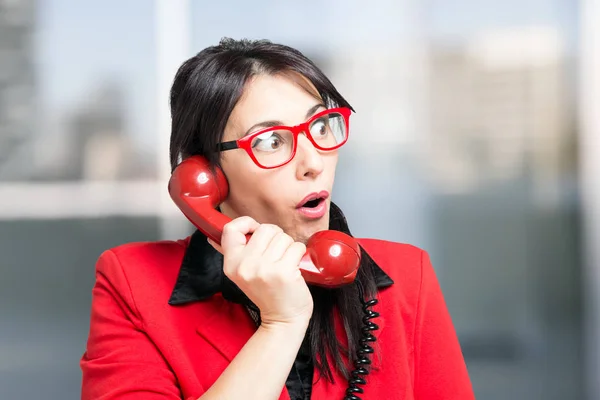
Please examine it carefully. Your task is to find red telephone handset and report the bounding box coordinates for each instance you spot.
[168,156,361,287]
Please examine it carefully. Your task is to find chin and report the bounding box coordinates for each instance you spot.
[287,205,331,243]
[302,217,330,240]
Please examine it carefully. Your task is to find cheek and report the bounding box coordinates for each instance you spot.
[222,158,279,206]
[228,172,260,200]
[221,155,259,198]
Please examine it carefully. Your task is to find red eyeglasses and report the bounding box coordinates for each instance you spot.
[218,107,352,169]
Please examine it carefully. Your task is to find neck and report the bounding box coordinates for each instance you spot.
[218,201,240,220]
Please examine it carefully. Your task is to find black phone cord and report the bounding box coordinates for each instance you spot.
[343,280,380,400]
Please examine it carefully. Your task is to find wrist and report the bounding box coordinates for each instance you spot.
[259,316,310,335]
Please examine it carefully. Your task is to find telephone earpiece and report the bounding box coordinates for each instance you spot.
[168,156,360,287]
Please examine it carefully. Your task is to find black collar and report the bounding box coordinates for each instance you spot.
[168,202,394,306]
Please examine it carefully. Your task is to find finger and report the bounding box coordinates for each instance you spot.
[263,231,295,261]
[207,237,224,255]
[279,241,307,269]
[245,224,283,257]
[221,216,260,255]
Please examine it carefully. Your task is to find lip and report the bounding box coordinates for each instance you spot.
[296,191,330,220]
[296,191,330,208]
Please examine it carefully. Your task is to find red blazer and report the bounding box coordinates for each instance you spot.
[80,237,474,399]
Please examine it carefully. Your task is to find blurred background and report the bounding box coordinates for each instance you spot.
[1,0,599,398]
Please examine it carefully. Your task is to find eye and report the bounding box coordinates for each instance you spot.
[252,131,286,152]
[310,119,329,138]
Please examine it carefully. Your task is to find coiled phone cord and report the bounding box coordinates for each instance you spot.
[343,281,380,400]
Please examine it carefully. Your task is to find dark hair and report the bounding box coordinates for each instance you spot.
[169,37,377,383]
[169,37,353,170]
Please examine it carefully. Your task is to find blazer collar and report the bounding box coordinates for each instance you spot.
[168,201,394,307]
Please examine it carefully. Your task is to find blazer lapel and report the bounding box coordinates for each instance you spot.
[195,296,291,400]
[195,295,258,362]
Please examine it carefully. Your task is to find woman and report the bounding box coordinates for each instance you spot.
[80,38,474,400]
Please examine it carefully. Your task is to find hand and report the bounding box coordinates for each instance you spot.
[207,216,314,327]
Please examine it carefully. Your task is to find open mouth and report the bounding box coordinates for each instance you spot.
[296,191,329,218]
[301,198,325,208]
[297,191,330,209]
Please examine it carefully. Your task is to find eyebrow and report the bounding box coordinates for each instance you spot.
[242,103,326,137]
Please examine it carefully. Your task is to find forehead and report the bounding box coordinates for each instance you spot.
[226,72,323,133]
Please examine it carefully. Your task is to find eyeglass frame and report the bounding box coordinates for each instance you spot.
[217,107,352,169]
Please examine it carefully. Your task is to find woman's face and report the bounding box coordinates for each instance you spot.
[219,72,339,243]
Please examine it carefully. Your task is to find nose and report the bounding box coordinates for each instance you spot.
[295,133,324,180]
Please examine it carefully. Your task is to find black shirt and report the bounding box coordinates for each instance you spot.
[168,202,393,399]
